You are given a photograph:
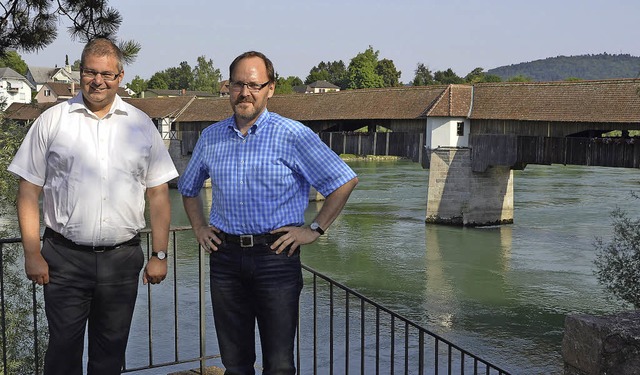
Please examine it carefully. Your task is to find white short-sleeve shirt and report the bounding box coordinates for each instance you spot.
[8,93,179,246]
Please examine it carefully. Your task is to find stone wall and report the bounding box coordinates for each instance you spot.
[563,311,640,374]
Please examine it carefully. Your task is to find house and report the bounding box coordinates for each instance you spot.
[0,67,35,108]
[293,80,341,94]
[26,64,80,93]
[219,80,230,97]
[35,82,131,103]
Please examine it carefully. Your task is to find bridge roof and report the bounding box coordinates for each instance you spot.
[425,84,473,117]
[267,86,448,120]
[6,79,640,126]
[173,97,232,122]
[124,96,198,119]
[470,79,640,123]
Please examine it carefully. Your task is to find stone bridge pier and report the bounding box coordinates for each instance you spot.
[425,148,514,226]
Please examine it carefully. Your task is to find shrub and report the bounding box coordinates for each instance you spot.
[593,206,640,309]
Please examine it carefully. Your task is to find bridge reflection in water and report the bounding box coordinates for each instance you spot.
[0,227,510,375]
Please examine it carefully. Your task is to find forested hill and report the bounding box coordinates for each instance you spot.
[487,53,640,81]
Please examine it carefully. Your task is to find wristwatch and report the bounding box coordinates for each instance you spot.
[310,222,325,235]
[151,251,167,260]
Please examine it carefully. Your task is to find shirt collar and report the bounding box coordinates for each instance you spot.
[229,109,270,137]
[68,92,128,117]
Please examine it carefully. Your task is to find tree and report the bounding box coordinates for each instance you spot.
[0,111,48,373]
[347,46,384,89]
[305,62,331,84]
[72,59,81,71]
[275,75,303,95]
[126,75,148,97]
[412,63,434,86]
[376,58,402,87]
[433,68,464,84]
[507,75,533,82]
[1,0,140,64]
[0,50,28,75]
[305,60,348,89]
[464,67,503,84]
[147,72,169,90]
[594,204,640,308]
[192,56,221,93]
[164,61,193,91]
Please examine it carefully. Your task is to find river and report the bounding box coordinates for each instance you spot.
[2,159,638,374]
[164,159,638,374]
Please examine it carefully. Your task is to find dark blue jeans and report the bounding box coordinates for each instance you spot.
[210,243,303,375]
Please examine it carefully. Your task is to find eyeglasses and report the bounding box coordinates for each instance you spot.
[80,68,121,81]
[228,81,270,93]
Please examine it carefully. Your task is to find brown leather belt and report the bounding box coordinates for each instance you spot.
[43,227,140,252]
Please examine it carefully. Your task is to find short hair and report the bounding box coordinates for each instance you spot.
[80,38,124,72]
[229,51,275,83]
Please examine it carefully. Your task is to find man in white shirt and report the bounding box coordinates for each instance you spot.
[8,38,178,375]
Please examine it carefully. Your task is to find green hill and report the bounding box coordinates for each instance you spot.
[487,53,640,82]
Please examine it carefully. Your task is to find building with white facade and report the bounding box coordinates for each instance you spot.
[0,67,34,108]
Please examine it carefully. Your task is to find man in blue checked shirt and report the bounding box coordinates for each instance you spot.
[178,51,358,375]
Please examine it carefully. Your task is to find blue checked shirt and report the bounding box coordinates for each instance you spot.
[178,110,357,235]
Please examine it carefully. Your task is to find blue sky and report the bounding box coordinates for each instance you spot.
[21,0,640,85]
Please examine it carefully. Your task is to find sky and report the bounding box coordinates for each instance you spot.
[20,0,640,85]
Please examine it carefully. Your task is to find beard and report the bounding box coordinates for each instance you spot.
[233,97,264,122]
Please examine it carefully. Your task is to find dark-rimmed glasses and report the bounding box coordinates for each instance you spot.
[228,81,270,93]
[80,68,122,81]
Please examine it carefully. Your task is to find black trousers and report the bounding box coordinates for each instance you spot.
[41,236,144,375]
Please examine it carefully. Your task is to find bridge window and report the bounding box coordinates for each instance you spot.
[457,122,464,136]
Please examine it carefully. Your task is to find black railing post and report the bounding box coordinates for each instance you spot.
[32,282,40,375]
[199,244,207,374]
[0,244,7,375]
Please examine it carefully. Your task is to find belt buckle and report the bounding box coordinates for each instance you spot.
[240,235,254,248]
[92,246,106,253]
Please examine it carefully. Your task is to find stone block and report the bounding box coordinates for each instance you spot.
[562,311,640,375]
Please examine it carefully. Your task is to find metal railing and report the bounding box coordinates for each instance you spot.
[0,228,511,375]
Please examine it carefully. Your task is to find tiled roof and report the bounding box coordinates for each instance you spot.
[42,82,78,97]
[173,97,232,122]
[7,80,640,125]
[143,89,217,97]
[426,84,473,117]
[4,102,56,120]
[0,67,35,89]
[267,86,447,121]
[28,66,57,84]
[470,79,640,123]
[0,67,25,80]
[124,96,197,118]
[309,80,340,89]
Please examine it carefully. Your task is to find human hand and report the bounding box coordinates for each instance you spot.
[194,225,221,253]
[143,257,167,285]
[25,252,49,285]
[270,226,320,256]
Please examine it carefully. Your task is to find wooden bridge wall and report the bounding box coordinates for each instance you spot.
[470,134,640,172]
[470,119,640,138]
[319,132,425,163]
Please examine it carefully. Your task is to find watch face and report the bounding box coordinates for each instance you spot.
[310,222,324,235]
[155,251,167,260]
